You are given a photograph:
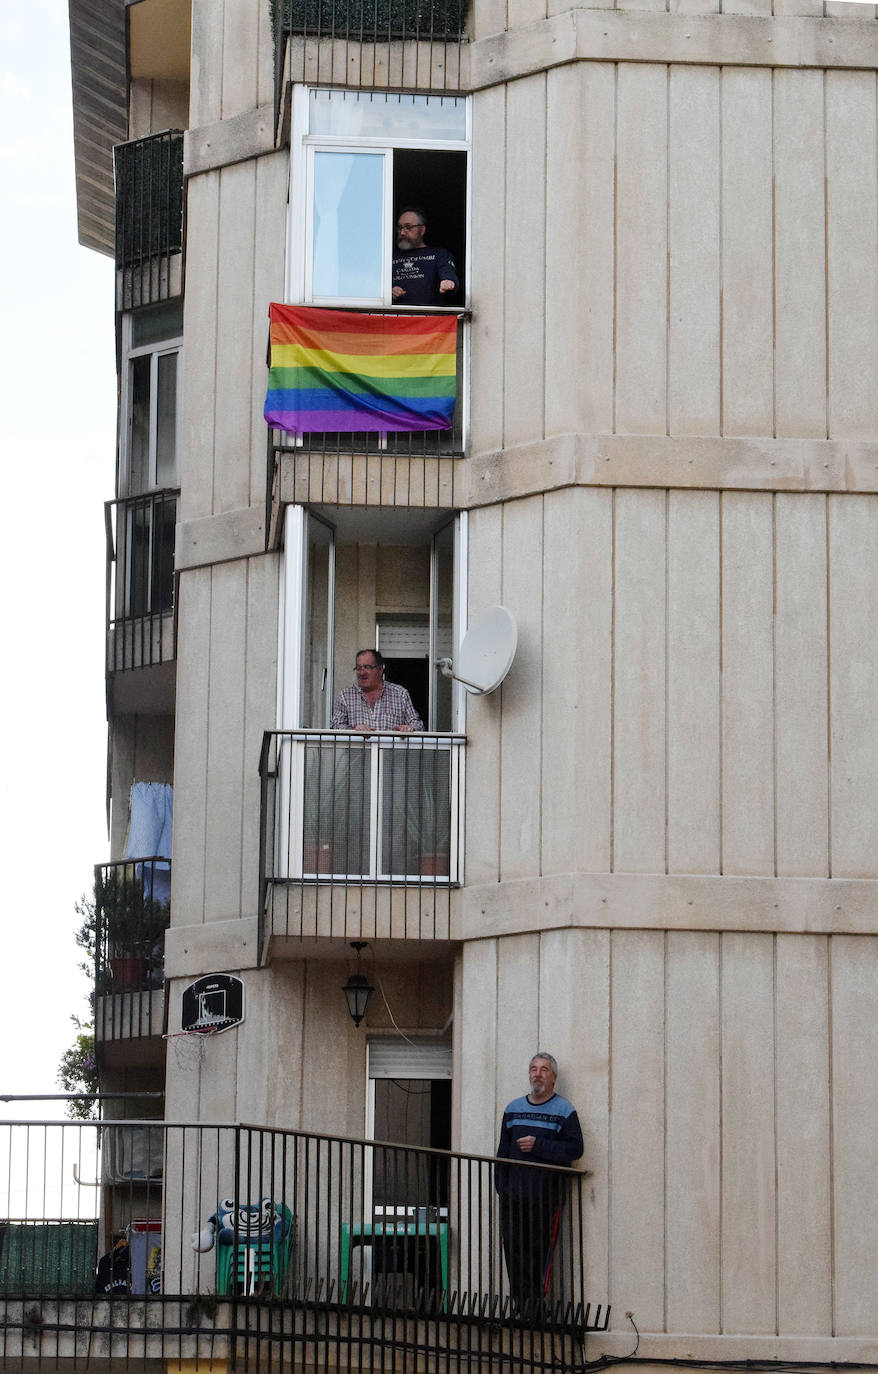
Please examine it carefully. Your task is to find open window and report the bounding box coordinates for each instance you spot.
[367,1038,452,1209]
[280,506,464,732]
[120,300,183,498]
[272,508,465,885]
[113,302,182,622]
[291,89,470,307]
[333,1038,453,1306]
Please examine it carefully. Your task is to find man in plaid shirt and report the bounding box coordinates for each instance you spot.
[331,649,424,732]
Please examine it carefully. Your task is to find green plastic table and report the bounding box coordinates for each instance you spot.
[340,1218,448,1305]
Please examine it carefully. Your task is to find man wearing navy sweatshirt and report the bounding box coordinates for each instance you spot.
[391,207,459,306]
[496,1053,584,1314]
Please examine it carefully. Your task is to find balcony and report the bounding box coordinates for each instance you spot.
[271,0,469,114]
[105,490,178,706]
[266,313,465,533]
[260,730,464,949]
[114,131,184,312]
[0,1117,607,1369]
[94,860,170,1043]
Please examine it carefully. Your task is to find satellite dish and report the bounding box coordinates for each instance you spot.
[436,606,517,696]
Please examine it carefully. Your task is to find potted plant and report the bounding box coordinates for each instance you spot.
[96,868,170,991]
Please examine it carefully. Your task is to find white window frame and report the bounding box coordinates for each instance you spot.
[276,507,468,886]
[288,85,472,309]
[278,508,468,732]
[305,143,393,306]
[119,312,183,496]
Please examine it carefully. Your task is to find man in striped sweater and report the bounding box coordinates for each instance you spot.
[496,1053,584,1316]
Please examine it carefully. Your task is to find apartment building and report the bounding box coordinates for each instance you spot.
[2,0,875,1365]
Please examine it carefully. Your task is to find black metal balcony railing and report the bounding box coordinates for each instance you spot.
[259,730,465,946]
[105,490,179,674]
[0,1118,607,1370]
[114,131,184,310]
[271,0,468,115]
[94,860,171,1041]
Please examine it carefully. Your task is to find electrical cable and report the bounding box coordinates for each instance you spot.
[387,1079,431,1095]
[367,951,420,1047]
[572,1361,878,1374]
[564,1315,878,1374]
[584,1363,878,1373]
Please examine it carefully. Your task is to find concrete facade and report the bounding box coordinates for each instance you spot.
[68,0,878,1362]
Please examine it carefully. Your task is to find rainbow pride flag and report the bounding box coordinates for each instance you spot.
[264,303,458,434]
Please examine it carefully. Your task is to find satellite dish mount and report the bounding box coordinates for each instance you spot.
[436,605,518,696]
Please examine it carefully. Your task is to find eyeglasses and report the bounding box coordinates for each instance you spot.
[355,662,380,671]
[397,222,424,232]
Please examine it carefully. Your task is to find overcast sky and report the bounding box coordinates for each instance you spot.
[0,0,116,1115]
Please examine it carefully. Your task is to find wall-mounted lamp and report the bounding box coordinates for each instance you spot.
[342,942,374,1028]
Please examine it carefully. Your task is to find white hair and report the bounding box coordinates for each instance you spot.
[530,1052,558,1075]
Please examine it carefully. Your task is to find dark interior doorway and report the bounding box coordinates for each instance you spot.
[373,1078,452,1207]
[384,656,429,727]
[393,149,467,303]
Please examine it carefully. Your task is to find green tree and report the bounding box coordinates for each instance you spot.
[56,1016,98,1121]
[56,892,99,1120]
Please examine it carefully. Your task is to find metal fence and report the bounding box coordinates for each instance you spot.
[0,1118,607,1368]
[114,131,184,310]
[259,730,465,946]
[105,490,179,674]
[94,860,171,1041]
[271,0,469,112]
